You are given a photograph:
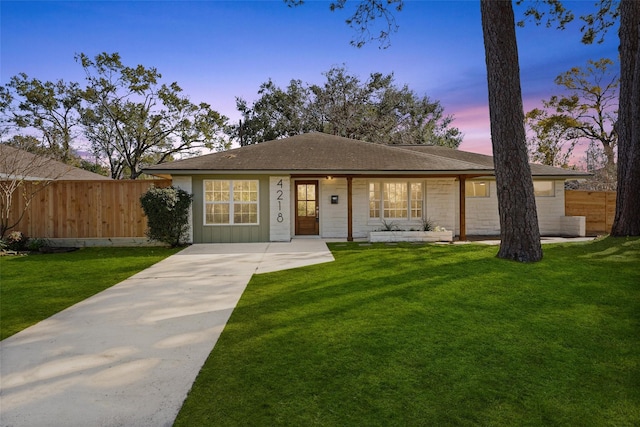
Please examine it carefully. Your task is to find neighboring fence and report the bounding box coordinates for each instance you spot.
[7,180,171,239]
[565,190,616,236]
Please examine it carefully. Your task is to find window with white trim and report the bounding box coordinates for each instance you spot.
[534,181,555,197]
[369,181,423,220]
[410,183,423,219]
[204,180,259,225]
[465,181,490,197]
[369,182,381,218]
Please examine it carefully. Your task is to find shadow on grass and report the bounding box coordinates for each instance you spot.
[176,237,640,427]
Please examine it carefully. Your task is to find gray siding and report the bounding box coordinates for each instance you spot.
[192,175,270,243]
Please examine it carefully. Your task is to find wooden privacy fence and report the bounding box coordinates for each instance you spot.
[6,184,616,239]
[565,190,616,235]
[7,180,171,239]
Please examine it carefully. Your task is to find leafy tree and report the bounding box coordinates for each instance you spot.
[583,143,618,190]
[519,0,639,236]
[285,0,541,261]
[232,79,316,145]
[1,74,83,163]
[78,159,110,177]
[0,86,15,141]
[525,107,578,167]
[140,186,193,247]
[525,58,618,178]
[78,52,230,179]
[0,144,72,238]
[3,134,51,157]
[231,65,462,148]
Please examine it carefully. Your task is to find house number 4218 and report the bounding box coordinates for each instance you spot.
[276,179,284,223]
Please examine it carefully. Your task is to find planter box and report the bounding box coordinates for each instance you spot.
[368,230,453,243]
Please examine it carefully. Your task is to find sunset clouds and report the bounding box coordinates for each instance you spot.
[1,1,618,162]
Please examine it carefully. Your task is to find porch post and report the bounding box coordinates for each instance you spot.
[459,176,467,241]
[347,176,353,241]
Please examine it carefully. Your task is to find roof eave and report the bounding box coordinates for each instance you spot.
[141,168,497,176]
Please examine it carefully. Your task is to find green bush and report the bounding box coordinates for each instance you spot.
[140,186,193,247]
[26,238,48,251]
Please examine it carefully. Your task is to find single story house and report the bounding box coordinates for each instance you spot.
[0,145,112,181]
[143,133,589,243]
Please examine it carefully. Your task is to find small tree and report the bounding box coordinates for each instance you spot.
[140,186,193,247]
[0,144,72,238]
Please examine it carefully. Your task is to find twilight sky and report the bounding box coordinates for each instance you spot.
[1,0,619,158]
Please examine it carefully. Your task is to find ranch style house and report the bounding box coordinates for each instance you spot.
[143,133,589,243]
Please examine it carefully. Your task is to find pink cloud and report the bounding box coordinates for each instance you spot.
[451,105,492,155]
[451,96,591,168]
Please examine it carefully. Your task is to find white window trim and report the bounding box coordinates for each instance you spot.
[203,179,260,226]
[368,180,424,222]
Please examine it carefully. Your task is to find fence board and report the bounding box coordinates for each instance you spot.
[565,190,616,235]
[5,180,171,238]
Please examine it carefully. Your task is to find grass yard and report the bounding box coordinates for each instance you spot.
[176,237,640,427]
[0,246,181,340]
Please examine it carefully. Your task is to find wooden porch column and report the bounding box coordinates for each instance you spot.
[347,176,353,241]
[459,176,467,241]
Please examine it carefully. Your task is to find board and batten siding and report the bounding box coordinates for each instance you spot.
[172,176,194,243]
[191,175,270,243]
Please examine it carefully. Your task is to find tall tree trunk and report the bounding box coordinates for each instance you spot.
[480,0,542,262]
[611,0,640,236]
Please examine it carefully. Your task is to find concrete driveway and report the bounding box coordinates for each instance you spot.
[0,239,334,427]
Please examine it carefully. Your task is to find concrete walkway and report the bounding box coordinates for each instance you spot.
[0,240,334,427]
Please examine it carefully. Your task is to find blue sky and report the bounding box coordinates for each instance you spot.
[1,1,618,156]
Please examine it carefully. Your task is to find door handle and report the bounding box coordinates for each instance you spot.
[315,205,319,222]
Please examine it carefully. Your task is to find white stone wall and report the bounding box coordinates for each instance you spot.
[465,180,500,235]
[535,180,567,235]
[464,179,572,236]
[351,178,457,239]
[292,177,575,240]
[425,179,457,232]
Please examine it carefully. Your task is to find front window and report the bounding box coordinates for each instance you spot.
[204,180,259,225]
[369,181,422,220]
[384,182,408,219]
[534,181,555,197]
[465,181,490,197]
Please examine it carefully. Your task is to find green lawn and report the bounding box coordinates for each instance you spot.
[176,237,640,427]
[0,246,181,340]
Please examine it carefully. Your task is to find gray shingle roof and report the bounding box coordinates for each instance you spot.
[394,145,589,177]
[0,145,112,181]
[143,132,590,178]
